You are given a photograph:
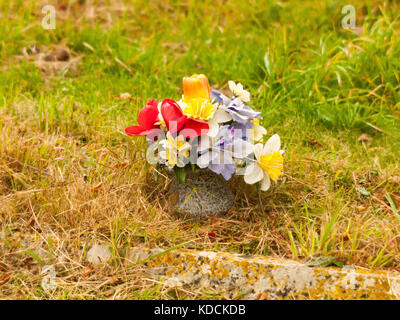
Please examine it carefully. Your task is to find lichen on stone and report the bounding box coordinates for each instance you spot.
[134,247,400,300]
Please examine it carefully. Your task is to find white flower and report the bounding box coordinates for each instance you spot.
[244,134,283,191]
[228,81,250,102]
[156,102,164,124]
[207,106,232,137]
[159,132,191,168]
[248,119,267,143]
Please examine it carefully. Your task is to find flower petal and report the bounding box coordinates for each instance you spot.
[198,136,211,152]
[253,143,264,160]
[137,100,159,130]
[197,152,211,168]
[249,125,267,142]
[212,108,232,123]
[209,163,235,180]
[160,99,186,134]
[159,150,167,161]
[210,89,231,105]
[260,173,271,191]
[244,163,263,184]
[206,120,219,137]
[232,139,253,158]
[125,125,147,136]
[228,81,236,93]
[144,128,164,141]
[180,118,209,138]
[263,134,281,155]
[183,74,210,100]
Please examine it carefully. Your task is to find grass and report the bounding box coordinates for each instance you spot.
[0,0,400,299]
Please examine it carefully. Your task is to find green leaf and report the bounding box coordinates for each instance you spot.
[174,167,186,184]
[356,186,370,196]
[23,250,45,266]
[385,193,400,223]
[264,52,271,75]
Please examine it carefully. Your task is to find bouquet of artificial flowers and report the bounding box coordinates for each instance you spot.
[125,74,284,191]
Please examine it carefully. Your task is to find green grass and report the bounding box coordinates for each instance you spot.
[1,0,400,299]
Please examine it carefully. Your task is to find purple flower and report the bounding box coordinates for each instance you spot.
[197,127,236,180]
[197,125,253,180]
[208,155,236,180]
[210,89,231,105]
[210,90,260,125]
[223,98,261,124]
[197,146,236,180]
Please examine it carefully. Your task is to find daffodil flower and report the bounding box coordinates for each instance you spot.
[244,134,284,191]
[159,132,191,168]
[228,81,250,102]
[181,98,215,121]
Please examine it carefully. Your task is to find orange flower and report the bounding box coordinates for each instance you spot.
[182,74,210,100]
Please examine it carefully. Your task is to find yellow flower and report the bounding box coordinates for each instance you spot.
[183,74,210,100]
[258,151,284,181]
[181,74,216,120]
[160,132,191,168]
[244,134,283,191]
[181,98,215,121]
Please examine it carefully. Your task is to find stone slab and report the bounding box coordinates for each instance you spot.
[127,247,400,300]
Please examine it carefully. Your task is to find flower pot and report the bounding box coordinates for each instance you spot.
[168,168,235,219]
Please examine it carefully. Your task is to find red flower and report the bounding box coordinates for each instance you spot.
[160,99,209,138]
[125,100,161,136]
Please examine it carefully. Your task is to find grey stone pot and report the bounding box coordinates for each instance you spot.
[168,168,235,219]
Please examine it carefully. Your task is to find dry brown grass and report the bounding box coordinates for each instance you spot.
[0,103,264,299]
[1,98,400,299]
[1,0,400,300]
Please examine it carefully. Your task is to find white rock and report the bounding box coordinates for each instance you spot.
[87,244,111,266]
[119,92,131,100]
[163,277,183,287]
